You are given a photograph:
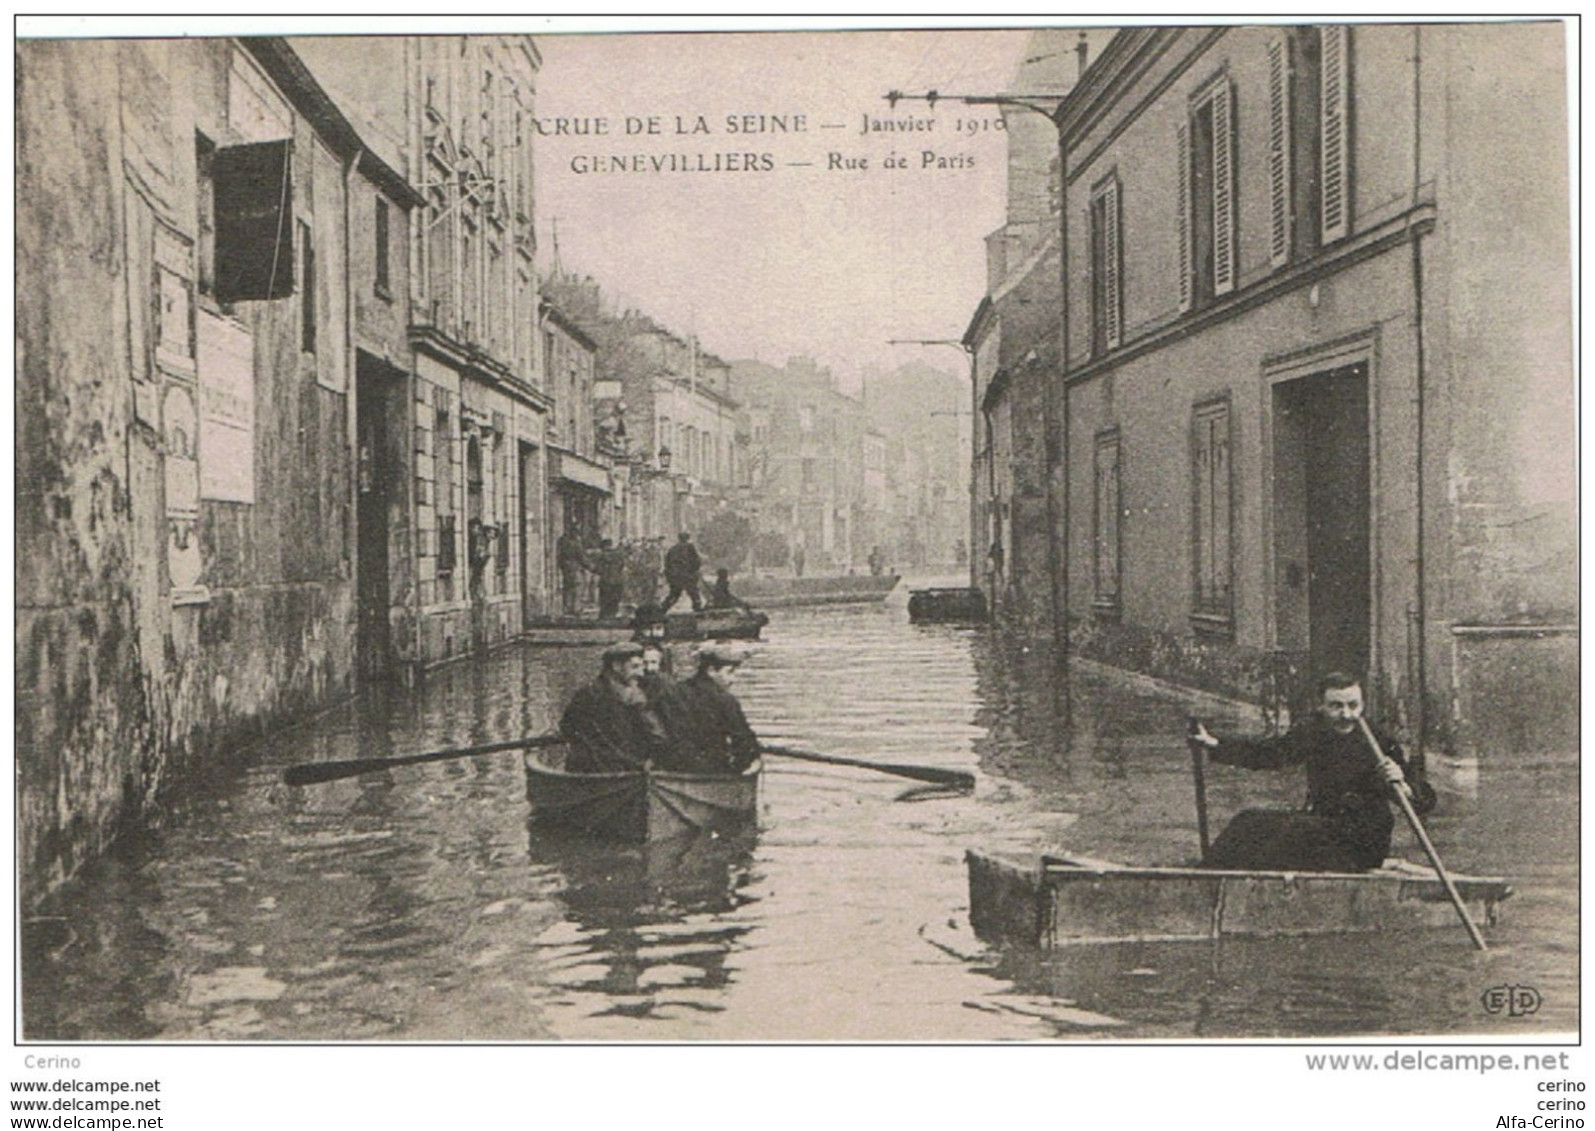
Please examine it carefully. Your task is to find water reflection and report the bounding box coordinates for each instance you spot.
[530,827,757,1023]
[18,588,1579,1041]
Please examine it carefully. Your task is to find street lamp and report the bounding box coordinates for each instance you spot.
[886,337,978,591]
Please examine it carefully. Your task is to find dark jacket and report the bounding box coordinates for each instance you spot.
[559,677,649,773]
[556,532,588,572]
[1210,715,1436,869]
[649,673,759,775]
[664,540,702,585]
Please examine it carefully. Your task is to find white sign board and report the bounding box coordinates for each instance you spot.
[198,310,256,503]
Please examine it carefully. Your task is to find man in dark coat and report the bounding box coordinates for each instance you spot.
[1190,672,1436,871]
[559,642,651,773]
[556,528,589,616]
[649,646,759,775]
[593,538,627,620]
[660,531,703,612]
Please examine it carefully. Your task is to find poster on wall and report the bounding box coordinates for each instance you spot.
[197,308,256,503]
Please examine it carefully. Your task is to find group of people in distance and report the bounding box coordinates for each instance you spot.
[559,639,759,778]
[555,529,751,622]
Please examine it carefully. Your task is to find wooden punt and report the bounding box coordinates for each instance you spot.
[523,745,761,842]
[967,849,1513,948]
[907,587,989,623]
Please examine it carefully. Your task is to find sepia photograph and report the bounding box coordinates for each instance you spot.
[11,11,1580,1119]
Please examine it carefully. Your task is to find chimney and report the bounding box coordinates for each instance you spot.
[1076,31,1090,79]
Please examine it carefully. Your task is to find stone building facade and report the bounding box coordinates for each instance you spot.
[16,37,423,902]
[1028,23,1574,757]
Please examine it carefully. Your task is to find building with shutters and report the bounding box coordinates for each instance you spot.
[295,35,552,668]
[1035,23,1573,758]
[16,37,425,902]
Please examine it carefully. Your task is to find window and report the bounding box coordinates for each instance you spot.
[1190,398,1233,628]
[1177,76,1236,312]
[1266,26,1353,267]
[213,139,294,304]
[799,405,814,433]
[438,513,458,575]
[1093,429,1122,610]
[195,134,217,298]
[299,219,316,354]
[374,196,391,297]
[1089,173,1123,354]
[802,458,815,488]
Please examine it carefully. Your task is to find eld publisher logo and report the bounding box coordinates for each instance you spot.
[1481,984,1542,1017]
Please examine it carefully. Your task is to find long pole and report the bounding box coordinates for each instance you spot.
[1186,718,1211,859]
[1356,716,1487,951]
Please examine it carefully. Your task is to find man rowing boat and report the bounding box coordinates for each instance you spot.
[1189,672,1435,871]
[645,646,760,776]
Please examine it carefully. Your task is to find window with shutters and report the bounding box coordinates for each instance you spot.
[1190,397,1234,630]
[1089,173,1123,355]
[213,139,295,304]
[374,196,391,298]
[1267,26,1353,266]
[1177,76,1236,312]
[299,219,316,355]
[1093,429,1123,612]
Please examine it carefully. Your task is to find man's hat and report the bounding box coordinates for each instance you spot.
[602,641,645,665]
[696,644,749,669]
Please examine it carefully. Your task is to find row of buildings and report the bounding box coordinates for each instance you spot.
[968,24,1575,760]
[16,33,969,902]
[20,34,567,900]
[541,270,969,577]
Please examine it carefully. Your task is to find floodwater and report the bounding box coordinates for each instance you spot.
[21,584,1578,1041]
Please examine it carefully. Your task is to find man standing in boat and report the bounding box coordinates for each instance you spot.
[1188,672,1435,872]
[559,642,653,772]
[661,531,704,612]
[650,646,759,775]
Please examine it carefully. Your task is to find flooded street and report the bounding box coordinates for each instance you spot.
[22,587,1578,1042]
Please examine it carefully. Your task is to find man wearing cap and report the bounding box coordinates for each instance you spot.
[559,642,652,773]
[650,646,760,775]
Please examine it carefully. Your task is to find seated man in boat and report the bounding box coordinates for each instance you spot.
[705,568,752,613]
[649,646,760,776]
[558,642,653,773]
[1188,672,1436,872]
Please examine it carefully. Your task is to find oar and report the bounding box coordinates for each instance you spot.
[760,744,975,791]
[1356,715,1488,951]
[1186,717,1212,861]
[283,733,565,787]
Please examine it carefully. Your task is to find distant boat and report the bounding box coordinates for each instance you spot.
[523,745,762,843]
[967,850,1513,947]
[522,607,768,646]
[907,587,988,623]
[736,573,899,607]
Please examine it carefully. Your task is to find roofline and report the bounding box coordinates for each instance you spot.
[962,295,995,348]
[240,37,425,210]
[539,302,599,352]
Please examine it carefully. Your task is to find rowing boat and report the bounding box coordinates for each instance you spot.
[966,849,1513,948]
[523,745,761,842]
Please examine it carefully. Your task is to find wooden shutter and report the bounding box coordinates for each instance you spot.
[1211,79,1237,296]
[1321,25,1351,243]
[1176,122,1192,313]
[1267,34,1292,267]
[1104,177,1122,348]
[213,139,294,303]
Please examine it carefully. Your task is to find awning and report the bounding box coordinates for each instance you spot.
[550,448,612,494]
